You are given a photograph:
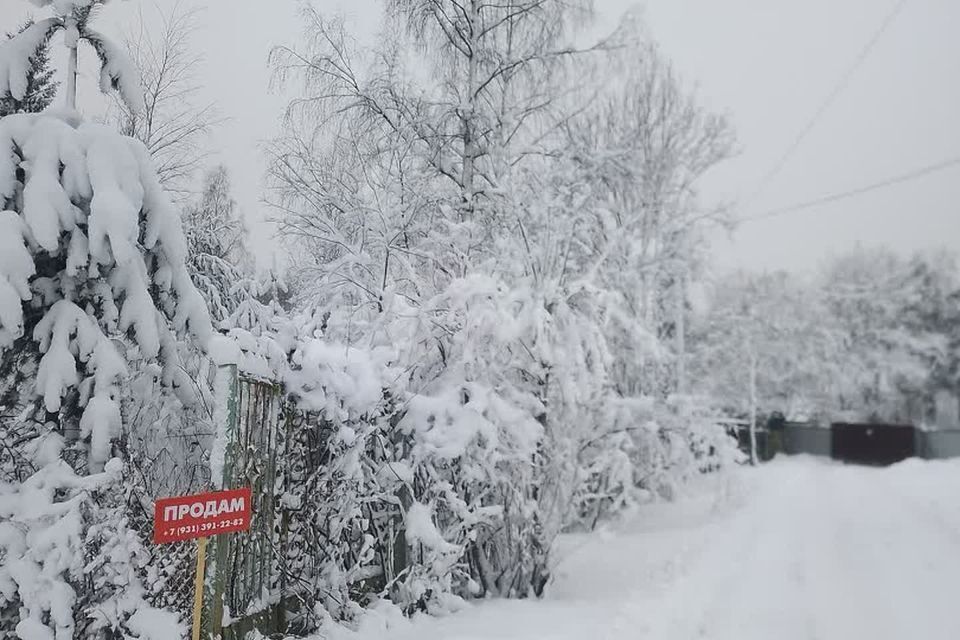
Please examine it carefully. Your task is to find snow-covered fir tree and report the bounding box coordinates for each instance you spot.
[182,164,254,324]
[0,0,142,112]
[0,1,214,636]
[0,21,58,116]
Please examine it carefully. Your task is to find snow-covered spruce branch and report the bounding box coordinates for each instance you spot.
[0,1,143,112]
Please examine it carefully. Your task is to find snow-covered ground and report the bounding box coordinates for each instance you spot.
[314,456,960,640]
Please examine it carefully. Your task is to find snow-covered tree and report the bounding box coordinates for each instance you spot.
[0,110,211,468]
[268,3,737,619]
[182,164,254,324]
[269,1,601,605]
[819,247,951,422]
[566,38,734,398]
[0,20,58,116]
[689,270,840,461]
[0,109,214,636]
[899,250,960,397]
[0,1,216,632]
[109,0,219,197]
[0,0,143,112]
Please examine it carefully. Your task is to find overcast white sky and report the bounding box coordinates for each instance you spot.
[2,0,958,275]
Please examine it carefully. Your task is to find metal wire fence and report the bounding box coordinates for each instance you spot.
[124,384,215,633]
[125,365,344,638]
[207,370,287,639]
[124,365,289,638]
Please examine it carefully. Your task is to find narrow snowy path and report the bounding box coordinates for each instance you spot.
[327,457,960,640]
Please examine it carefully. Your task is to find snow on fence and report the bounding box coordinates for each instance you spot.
[124,359,745,638]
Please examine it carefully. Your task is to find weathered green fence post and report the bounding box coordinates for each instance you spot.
[203,367,287,639]
[205,364,239,639]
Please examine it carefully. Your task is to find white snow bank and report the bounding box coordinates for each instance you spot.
[125,606,185,640]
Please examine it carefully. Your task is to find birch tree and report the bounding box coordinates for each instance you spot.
[567,42,734,398]
[108,0,219,197]
[267,1,737,613]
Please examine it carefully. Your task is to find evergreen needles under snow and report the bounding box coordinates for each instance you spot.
[0,109,214,637]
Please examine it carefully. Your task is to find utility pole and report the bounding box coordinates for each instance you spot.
[675,269,687,394]
[64,17,78,109]
[748,346,758,465]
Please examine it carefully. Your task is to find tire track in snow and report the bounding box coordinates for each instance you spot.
[600,470,778,640]
[685,460,824,640]
[806,464,960,640]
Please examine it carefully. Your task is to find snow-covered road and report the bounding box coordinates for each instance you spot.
[323,457,960,640]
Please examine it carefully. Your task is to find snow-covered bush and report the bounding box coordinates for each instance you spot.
[216,292,548,622]
[212,263,738,633]
[259,2,738,628]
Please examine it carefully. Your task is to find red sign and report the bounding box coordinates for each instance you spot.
[153,487,252,544]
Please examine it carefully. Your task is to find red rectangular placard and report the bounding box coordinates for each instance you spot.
[153,487,252,544]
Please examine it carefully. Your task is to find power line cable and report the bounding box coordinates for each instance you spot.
[743,155,960,222]
[746,0,910,205]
